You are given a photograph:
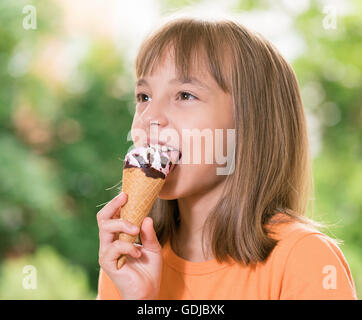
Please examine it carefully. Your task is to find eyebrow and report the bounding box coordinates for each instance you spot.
[136,77,210,90]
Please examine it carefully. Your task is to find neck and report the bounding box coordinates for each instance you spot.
[172,179,226,262]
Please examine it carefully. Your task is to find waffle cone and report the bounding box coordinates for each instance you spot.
[116,167,165,269]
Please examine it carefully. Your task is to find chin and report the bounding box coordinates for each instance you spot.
[158,182,179,200]
[157,193,177,201]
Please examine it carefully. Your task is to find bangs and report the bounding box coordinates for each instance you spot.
[135,18,231,93]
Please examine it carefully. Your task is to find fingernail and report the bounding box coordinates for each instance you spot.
[115,193,124,201]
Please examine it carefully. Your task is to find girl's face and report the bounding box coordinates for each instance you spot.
[131,50,234,200]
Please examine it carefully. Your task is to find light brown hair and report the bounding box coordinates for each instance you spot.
[134,17,316,264]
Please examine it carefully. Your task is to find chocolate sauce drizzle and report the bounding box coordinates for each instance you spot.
[160,155,168,168]
[124,150,170,179]
[123,149,182,179]
[123,161,166,179]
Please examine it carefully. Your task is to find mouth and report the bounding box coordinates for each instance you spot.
[146,143,182,163]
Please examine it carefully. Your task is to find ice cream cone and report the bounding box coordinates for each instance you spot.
[116,167,166,269]
[114,143,181,269]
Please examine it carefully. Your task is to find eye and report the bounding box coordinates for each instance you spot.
[178,91,197,101]
[136,93,151,103]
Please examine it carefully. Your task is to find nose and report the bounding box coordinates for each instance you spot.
[141,97,168,124]
[140,97,168,137]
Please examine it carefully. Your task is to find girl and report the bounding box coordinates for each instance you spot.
[96,17,357,300]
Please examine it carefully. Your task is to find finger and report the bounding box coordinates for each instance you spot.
[99,219,140,257]
[97,192,127,222]
[100,219,140,234]
[100,240,141,270]
[140,217,162,253]
[99,219,140,250]
[112,209,121,219]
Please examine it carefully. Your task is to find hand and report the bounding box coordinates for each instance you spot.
[97,192,162,299]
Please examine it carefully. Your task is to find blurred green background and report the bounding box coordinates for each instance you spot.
[0,0,361,299]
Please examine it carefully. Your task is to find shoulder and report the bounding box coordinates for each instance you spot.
[267,214,357,299]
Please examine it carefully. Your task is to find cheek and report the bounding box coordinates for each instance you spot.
[177,126,233,167]
[130,119,147,147]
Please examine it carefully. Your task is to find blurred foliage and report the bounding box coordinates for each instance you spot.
[292,0,362,297]
[0,246,94,299]
[0,0,361,299]
[0,0,134,298]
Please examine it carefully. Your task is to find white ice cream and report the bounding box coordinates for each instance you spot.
[124,145,177,177]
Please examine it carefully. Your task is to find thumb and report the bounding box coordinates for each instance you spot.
[140,217,162,253]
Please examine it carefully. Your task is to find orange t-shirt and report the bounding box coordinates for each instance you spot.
[97,216,357,300]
